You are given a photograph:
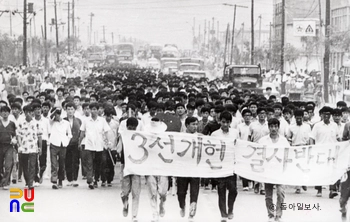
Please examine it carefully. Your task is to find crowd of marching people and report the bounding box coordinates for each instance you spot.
[1,64,350,222]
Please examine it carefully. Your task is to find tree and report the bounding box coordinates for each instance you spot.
[0,33,17,67]
[284,45,300,71]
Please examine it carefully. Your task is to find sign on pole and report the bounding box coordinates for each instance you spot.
[293,19,317,37]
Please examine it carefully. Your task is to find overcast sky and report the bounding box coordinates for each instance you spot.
[0,0,273,49]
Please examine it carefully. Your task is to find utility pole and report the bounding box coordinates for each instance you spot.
[67,1,70,55]
[241,23,244,56]
[10,11,12,36]
[44,0,48,69]
[224,3,248,64]
[89,13,94,45]
[269,22,272,69]
[23,0,27,66]
[103,26,106,43]
[111,32,114,45]
[54,0,59,62]
[324,0,330,103]
[281,0,285,78]
[223,23,229,68]
[259,15,262,47]
[72,0,75,50]
[251,0,254,64]
[208,20,210,54]
[204,19,206,55]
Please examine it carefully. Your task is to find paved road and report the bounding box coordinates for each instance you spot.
[0,164,346,222]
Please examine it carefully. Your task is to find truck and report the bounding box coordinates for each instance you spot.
[87,52,104,68]
[114,43,134,64]
[160,58,179,74]
[223,64,263,93]
[178,58,206,79]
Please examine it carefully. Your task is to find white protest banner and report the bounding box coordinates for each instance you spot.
[121,130,236,178]
[235,140,350,186]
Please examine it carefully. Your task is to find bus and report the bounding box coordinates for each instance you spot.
[178,58,206,79]
[223,64,263,93]
[114,43,134,64]
[149,44,163,60]
[161,45,180,58]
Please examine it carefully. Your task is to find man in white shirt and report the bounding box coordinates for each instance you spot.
[286,110,311,194]
[258,118,289,222]
[32,103,50,186]
[40,76,54,92]
[49,107,72,189]
[238,109,253,191]
[79,102,111,189]
[211,111,239,222]
[310,106,340,198]
[249,107,269,195]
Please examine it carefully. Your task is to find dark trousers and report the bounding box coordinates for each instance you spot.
[177,177,200,209]
[65,144,80,182]
[217,175,238,218]
[19,153,37,187]
[83,149,103,184]
[18,153,23,180]
[50,144,67,183]
[39,140,47,178]
[80,149,87,177]
[242,177,251,187]
[340,171,350,210]
[101,149,116,183]
[315,180,340,192]
[0,145,14,186]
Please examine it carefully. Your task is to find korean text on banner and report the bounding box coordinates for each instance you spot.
[235,140,350,186]
[121,130,236,178]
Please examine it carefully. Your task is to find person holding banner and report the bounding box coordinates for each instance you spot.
[211,111,239,222]
[177,116,201,221]
[117,117,141,222]
[143,117,169,222]
[310,106,340,198]
[286,109,311,194]
[258,118,289,222]
[238,109,253,191]
[249,107,269,195]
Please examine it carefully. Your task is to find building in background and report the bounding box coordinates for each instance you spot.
[272,0,325,73]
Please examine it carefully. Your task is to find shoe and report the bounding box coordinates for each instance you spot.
[18,178,22,182]
[3,186,9,190]
[52,184,58,189]
[295,189,301,194]
[268,216,274,222]
[122,204,128,217]
[260,190,265,195]
[101,182,106,187]
[151,215,159,222]
[316,191,322,197]
[159,201,165,217]
[88,183,94,189]
[58,180,63,188]
[93,181,98,188]
[228,212,233,220]
[329,191,338,199]
[254,184,260,194]
[275,216,283,222]
[212,187,217,192]
[73,181,79,187]
[340,207,347,219]
[180,207,185,217]
[243,187,249,191]
[302,186,307,191]
[34,182,40,187]
[12,179,16,184]
[107,183,112,187]
[189,202,196,217]
[204,186,210,190]
[132,216,138,222]
[188,215,194,221]
[28,186,34,190]
[221,218,227,222]
[67,182,73,186]
[82,176,87,180]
